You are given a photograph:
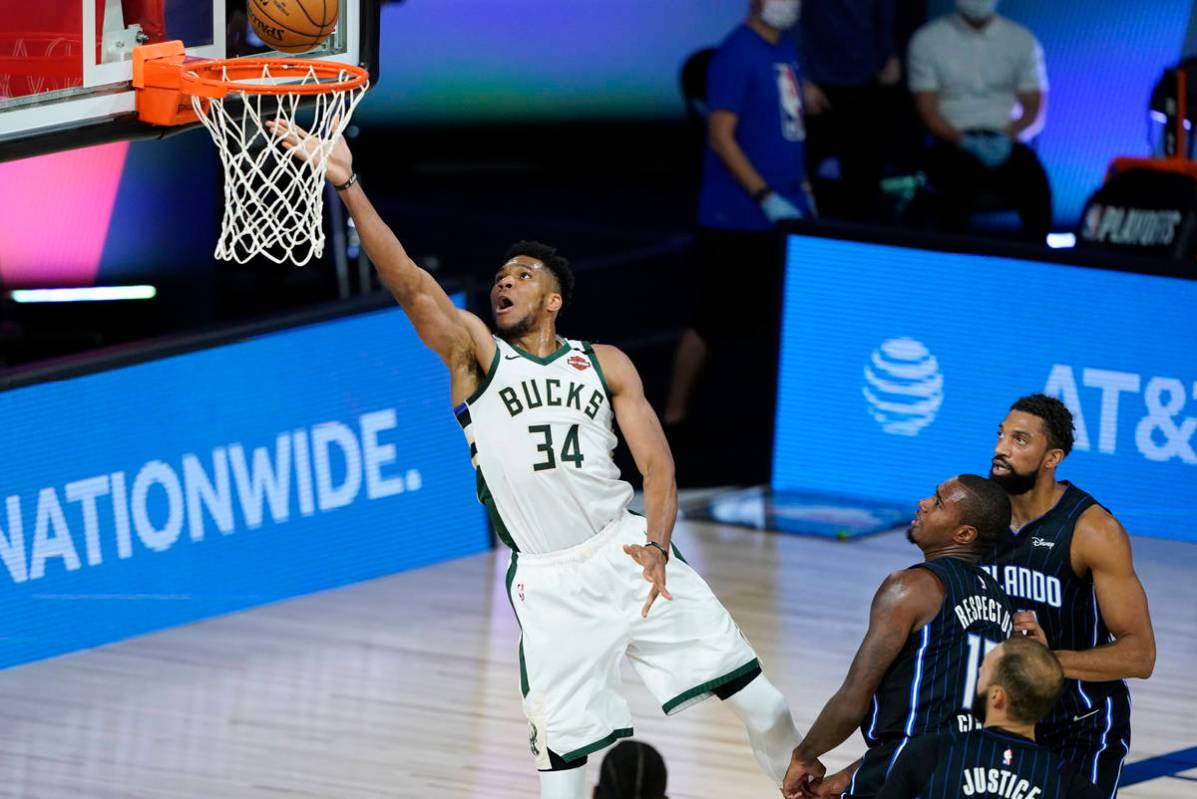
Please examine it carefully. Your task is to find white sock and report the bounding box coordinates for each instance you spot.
[538,765,588,799]
[723,672,801,785]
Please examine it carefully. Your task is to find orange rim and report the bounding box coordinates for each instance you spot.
[179,57,368,99]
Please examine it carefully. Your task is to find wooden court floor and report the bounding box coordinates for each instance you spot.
[1,518,1193,798]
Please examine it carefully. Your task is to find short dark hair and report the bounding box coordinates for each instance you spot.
[955,474,1012,553]
[505,240,574,312]
[992,636,1064,725]
[595,740,667,799]
[1010,394,1075,456]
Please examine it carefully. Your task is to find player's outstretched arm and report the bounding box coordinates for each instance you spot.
[1059,507,1156,682]
[270,121,493,379]
[783,569,943,799]
[594,344,677,618]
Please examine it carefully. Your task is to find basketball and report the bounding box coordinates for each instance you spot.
[248,0,339,54]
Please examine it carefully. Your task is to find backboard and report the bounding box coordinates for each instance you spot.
[0,0,379,162]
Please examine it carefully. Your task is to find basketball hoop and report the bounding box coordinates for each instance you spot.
[133,41,369,265]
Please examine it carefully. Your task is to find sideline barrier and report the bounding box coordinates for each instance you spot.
[773,230,1197,541]
[0,299,489,669]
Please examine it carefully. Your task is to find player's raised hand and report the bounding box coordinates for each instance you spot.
[623,543,673,618]
[266,117,354,186]
[1013,610,1048,645]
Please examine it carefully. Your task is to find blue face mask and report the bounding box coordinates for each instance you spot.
[956,0,999,22]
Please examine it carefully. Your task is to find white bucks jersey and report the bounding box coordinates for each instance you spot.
[454,336,634,554]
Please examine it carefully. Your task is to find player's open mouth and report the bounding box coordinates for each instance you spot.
[495,297,515,314]
[991,460,1010,474]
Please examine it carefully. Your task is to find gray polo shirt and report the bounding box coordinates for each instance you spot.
[907,13,1048,133]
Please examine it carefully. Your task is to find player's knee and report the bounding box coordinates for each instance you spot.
[722,670,793,732]
[538,748,588,772]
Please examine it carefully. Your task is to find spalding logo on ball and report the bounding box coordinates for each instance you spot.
[249,0,339,54]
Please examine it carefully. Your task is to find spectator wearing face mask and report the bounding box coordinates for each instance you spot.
[696,0,814,233]
[907,0,1052,242]
[665,0,813,482]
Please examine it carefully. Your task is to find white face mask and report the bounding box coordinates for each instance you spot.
[956,0,999,22]
[760,0,801,31]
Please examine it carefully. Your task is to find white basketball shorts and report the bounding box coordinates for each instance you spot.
[505,511,760,767]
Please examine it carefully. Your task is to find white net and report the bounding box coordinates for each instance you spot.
[189,62,368,265]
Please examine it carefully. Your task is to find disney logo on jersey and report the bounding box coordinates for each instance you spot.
[567,354,591,371]
[1045,364,1196,465]
[1031,537,1055,549]
[863,337,944,436]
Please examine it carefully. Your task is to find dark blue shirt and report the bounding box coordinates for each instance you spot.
[798,0,896,87]
[698,25,809,231]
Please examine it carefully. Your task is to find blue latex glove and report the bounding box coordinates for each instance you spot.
[760,192,804,223]
[960,133,1013,169]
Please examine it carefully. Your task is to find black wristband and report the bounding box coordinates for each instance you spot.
[753,186,773,203]
[646,540,669,562]
[333,172,359,191]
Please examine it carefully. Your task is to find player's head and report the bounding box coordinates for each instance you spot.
[971,636,1064,727]
[991,394,1075,496]
[907,474,1011,558]
[491,241,574,338]
[593,740,668,799]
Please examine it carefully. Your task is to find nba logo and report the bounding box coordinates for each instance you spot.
[774,64,805,141]
[1082,204,1105,241]
[518,582,526,602]
[1003,749,1014,766]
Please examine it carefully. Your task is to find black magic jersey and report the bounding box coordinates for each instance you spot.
[877,728,1103,799]
[980,483,1132,795]
[980,484,1129,729]
[849,558,1014,796]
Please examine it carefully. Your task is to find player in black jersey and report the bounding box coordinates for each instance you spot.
[783,475,1015,799]
[878,636,1102,799]
[984,394,1156,798]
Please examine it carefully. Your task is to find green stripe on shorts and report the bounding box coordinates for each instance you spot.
[504,554,529,697]
[661,657,761,715]
[561,727,634,763]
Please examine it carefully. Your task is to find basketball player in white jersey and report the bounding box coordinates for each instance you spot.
[272,122,805,798]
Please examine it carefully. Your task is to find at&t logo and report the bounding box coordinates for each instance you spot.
[863,338,944,436]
